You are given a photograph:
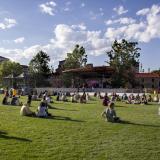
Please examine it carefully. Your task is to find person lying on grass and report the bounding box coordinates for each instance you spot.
[101,102,120,123]
[20,103,35,117]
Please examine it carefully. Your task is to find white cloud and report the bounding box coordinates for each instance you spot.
[105,4,160,43]
[136,8,150,16]
[105,17,136,25]
[113,5,128,15]
[39,1,57,16]
[0,23,110,65]
[71,23,86,30]
[81,3,85,7]
[1,4,160,66]
[0,18,17,30]
[14,37,25,44]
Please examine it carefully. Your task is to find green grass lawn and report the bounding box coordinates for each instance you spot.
[0,95,160,160]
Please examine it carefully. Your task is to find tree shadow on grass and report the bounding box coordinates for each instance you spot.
[119,120,160,128]
[45,115,85,123]
[0,131,32,142]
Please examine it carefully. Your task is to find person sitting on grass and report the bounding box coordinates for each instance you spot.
[147,94,153,102]
[36,100,51,118]
[80,92,87,103]
[11,95,22,106]
[2,95,9,105]
[134,94,141,104]
[103,93,110,106]
[101,102,120,123]
[141,94,148,105]
[61,93,68,102]
[27,93,32,107]
[153,94,159,102]
[122,93,128,102]
[46,95,53,104]
[20,103,35,117]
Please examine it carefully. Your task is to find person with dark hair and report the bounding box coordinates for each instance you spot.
[36,100,51,117]
[101,102,120,123]
[141,94,148,104]
[2,96,9,105]
[27,93,32,107]
[2,87,9,105]
[103,93,110,106]
[80,92,87,103]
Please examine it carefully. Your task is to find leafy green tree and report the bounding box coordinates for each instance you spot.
[63,45,87,87]
[29,50,51,87]
[0,60,23,78]
[0,60,23,87]
[64,44,87,69]
[106,39,140,88]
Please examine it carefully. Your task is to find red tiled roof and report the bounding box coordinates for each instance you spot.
[63,66,114,73]
[135,73,160,78]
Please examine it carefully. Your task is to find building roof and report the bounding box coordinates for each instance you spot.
[63,66,114,73]
[135,73,160,78]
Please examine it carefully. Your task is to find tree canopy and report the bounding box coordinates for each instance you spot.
[64,44,87,69]
[106,39,141,88]
[29,50,51,87]
[0,60,23,78]
[29,50,51,76]
[62,45,87,87]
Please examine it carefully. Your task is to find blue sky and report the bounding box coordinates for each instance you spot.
[0,0,160,71]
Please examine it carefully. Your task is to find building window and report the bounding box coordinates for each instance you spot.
[152,78,154,82]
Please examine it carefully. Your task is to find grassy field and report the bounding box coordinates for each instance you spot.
[0,95,160,160]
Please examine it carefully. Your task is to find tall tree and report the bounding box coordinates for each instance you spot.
[106,39,140,88]
[64,44,87,69]
[0,60,23,87]
[0,60,23,78]
[29,50,51,87]
[63,44,87,87]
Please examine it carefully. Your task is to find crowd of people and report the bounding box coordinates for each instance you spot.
[1,88,160,122]
[2,88,22,106]
[56,91,90,103]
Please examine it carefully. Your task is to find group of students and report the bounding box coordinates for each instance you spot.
[20,95,52,118]
[56,91,90,104]
[122,93,160,105]
[1,88,134,123]
[2,88,22,106]
[71,92,90,103]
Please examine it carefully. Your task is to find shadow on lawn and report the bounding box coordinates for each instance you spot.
[47,115,85,122]
[49,106,78,111]
[0,131,32,142]
[120,121,160,128]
